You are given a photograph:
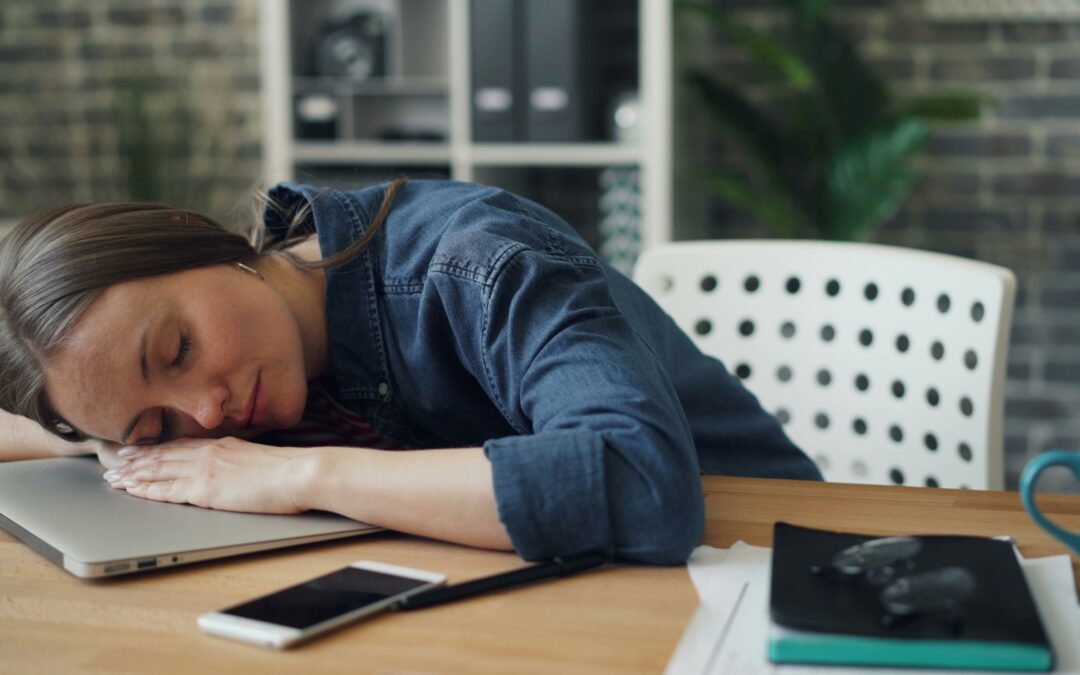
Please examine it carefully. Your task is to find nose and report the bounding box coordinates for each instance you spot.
[182,384,229,431]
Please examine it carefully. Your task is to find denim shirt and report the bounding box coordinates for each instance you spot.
[262,179,821,565]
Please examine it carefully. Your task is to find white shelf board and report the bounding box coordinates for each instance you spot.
[292,76,449,97]
[468,143,644,167]
[294,141,452,165]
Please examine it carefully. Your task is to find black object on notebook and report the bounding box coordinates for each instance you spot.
[768,522,1053,671]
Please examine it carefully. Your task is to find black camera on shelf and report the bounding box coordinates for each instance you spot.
[314,10,390,82]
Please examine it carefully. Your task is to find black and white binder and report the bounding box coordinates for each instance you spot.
[470,0,520,142]
[523,0,586,142]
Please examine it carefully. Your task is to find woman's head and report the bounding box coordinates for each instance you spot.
[0,202,305,444]
[1,178,405,445]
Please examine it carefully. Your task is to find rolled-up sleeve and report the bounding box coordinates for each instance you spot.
[475,247,705,565]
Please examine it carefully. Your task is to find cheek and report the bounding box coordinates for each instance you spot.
[199,305,269,366]
[220,295,298,356]
[272,365,309,428]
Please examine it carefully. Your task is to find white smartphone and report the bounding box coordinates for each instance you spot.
[197,560,446,649]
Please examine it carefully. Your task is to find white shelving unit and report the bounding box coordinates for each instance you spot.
[258,0,672,249]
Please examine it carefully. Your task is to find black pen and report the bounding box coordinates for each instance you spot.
[397,552,609,611]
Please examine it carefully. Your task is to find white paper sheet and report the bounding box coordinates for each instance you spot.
[666,542,1080,675]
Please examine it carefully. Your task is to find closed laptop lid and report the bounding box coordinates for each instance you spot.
[0,457,380,578]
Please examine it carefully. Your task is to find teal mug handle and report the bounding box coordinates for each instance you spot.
[1020,450,1080,558]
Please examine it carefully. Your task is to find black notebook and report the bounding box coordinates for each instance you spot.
[768,522,1053,671]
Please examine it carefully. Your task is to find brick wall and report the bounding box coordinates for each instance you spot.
[0,0,262,228]
[675,0,1080,492]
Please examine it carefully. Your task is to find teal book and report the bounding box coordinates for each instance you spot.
[768,522,1053,671]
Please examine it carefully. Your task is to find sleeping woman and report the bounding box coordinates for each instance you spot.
[0,178,821,564]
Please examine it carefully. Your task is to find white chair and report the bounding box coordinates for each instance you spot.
[633,240,1016,490]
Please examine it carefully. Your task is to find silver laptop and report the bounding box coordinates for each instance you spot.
[0,456,381,578]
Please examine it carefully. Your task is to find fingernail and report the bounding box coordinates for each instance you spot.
[117,447,138,458]
[103,470,120,481]
[122,480,138,488]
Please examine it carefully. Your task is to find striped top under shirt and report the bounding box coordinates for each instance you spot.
[266,380,409,450]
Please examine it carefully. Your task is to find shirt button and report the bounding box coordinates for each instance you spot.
[377,382,389,396]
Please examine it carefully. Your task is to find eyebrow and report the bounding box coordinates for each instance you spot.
[121,325,153,443]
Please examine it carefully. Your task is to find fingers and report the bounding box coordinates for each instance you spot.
[117,439,200,459]
[101,437,280,512]
[123,479,190,504]
[101,438,223,490]
[110,441,210,471]
[103,448,195,490]
[107,458,200,506]
[93,441,126,470]
[109,457,186,484]
[126,478,208,509]
[113,435,244,462]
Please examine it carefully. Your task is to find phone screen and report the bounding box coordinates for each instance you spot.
[222,567,430,629]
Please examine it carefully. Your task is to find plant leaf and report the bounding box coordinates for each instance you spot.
[824,118,928,240]
[776,0,833,24]
[676,0,815,90]
[789,20,891,142]
[701,172,809,238]
[685,72,795,188]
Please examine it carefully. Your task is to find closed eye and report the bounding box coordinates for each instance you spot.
[172,334,191,368]
[141,333,189,444]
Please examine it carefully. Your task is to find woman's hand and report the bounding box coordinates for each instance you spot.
[90,440,126,470]
[104,437,317,515]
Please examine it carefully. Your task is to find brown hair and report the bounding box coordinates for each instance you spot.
[0,177,407,441]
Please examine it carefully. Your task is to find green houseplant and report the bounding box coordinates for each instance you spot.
[678,0,990,241]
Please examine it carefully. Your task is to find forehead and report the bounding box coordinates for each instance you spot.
[44,277,174,440]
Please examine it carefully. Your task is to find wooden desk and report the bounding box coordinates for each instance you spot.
[1,478,1077,674]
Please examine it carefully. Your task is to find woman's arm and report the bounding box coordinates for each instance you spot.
[306,446,511,550]
[108,439,513,551]
[0,409,97,461]
[428,239,705,564]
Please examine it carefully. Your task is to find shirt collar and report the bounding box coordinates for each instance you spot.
[263,182,393,403]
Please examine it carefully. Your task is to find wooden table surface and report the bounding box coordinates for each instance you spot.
[1,477,1077,674]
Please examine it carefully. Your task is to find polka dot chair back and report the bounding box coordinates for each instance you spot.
[633,240,1016,490]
